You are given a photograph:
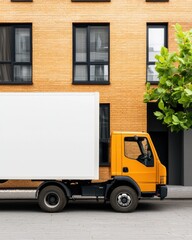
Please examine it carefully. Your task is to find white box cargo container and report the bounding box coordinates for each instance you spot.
[0,92,99,180]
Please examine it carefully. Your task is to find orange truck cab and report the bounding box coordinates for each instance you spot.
[110,131,167,201]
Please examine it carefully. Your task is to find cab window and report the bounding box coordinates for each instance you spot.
[124,136,154,167]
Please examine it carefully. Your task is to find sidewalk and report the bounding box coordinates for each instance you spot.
[167,185,192,199]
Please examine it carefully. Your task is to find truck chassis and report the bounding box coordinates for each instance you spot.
[0,178,167,213]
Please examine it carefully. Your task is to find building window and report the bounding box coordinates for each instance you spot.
[147,24,167,83]
[100,104,110,165]
[73,24,109,84]
[0,24,32,84]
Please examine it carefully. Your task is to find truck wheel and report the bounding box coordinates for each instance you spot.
[38,185,67,212]
[110,186,138,213]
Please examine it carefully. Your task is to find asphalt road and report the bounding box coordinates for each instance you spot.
[0,199,191,240]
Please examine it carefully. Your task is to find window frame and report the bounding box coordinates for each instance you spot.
[146,23,168,85]
[73,23,110,85]
[99,103,110,166]
[0,23,32,85]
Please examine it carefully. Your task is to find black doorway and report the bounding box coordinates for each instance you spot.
[149,131,169,183]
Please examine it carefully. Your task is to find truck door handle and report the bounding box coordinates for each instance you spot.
[123,167,129,173]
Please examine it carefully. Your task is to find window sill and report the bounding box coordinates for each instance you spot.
[147,81,159,85]
[0,82,33,85]
[99,163,110,167]
[73,81,110,85]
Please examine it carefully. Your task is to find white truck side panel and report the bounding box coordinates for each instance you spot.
[0,92,99,180]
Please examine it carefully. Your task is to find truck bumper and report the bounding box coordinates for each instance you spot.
[156,185,167,199]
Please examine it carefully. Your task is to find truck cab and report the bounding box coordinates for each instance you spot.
[110,131,167,199]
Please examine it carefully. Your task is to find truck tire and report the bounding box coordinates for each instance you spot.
[110,186,138,213]
[38,185,67,212]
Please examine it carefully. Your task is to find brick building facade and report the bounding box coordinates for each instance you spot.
[0,0,192,187]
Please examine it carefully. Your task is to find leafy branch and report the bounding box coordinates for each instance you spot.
[144,24,192,132]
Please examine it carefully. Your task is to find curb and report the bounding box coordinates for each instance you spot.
[166,185,192,199]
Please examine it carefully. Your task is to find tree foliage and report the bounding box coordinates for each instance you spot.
[144,24,192,132]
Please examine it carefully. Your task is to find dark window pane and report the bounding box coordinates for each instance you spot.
[90,26,108,62]
[15,28,31,62]
[99,104,110,164]
[0,27,12,61]
[90,65,108,81]
[99,142,109,164]
[100,104,110,140]
[0,64,12,82]
[74,65,88,81]
[14,65,31,82]
[75,28,87,62]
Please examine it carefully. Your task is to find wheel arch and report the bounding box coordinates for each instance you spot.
[106,176,141,199]
[36,181,71,199]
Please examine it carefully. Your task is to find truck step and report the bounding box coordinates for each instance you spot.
[70,195,104,200]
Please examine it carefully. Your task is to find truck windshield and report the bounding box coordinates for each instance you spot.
[124,136,154,167]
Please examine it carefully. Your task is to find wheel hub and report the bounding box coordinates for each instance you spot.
[117,193,131,207]
[44,192,60,208]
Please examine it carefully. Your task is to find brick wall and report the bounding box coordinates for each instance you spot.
[0,0,192,187]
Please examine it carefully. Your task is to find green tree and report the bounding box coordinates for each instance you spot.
[144,24,192,132]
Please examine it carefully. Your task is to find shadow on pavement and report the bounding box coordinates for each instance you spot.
[0,200,39,212]
[0,199,190,213]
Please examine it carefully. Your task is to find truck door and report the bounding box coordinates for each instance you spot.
[122,135,157,191]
